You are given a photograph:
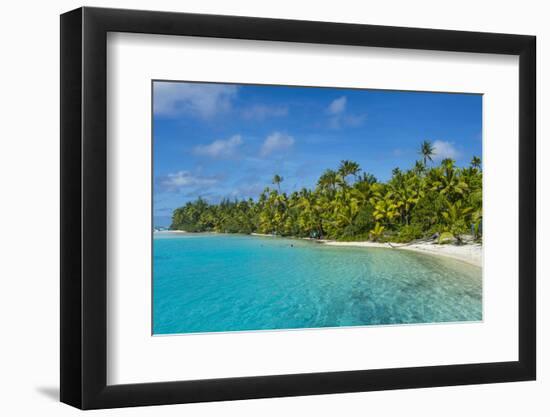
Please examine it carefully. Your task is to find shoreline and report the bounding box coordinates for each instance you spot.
[164,231,482,267]
[252,233,481,267]
[321,240,482,267]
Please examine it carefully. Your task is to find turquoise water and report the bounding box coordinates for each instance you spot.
[153,233,482,335]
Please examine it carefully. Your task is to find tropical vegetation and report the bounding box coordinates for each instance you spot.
[170,141,482,244]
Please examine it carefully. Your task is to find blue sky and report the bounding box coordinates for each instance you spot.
[153,81,482,226]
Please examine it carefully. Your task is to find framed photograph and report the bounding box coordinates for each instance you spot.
[60,7,536,409]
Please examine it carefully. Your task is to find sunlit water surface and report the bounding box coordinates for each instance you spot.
[153,233,482,334]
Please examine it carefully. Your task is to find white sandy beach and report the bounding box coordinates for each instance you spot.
[321,240,482,267]
[252,233,481,267]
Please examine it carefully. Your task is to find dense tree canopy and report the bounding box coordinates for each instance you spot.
[171,141,482,243]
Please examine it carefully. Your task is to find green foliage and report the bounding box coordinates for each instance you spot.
[440,200,473,243]
[272,174,283,192]
[394,224,424,243]
[438,231,455,244]
[170,144,483,244]
[419,140,435,166]
[368,222,386,242]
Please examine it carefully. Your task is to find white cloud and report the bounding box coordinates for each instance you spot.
[344,113,367,127]
[329,114,367,129]
[153,82,238,118]
[242,105,288,121]
[260,132,295,157]
[157,171,219,192]
[193,135,243,159]
[432,140,461,161]
[327,96,347,115]
[326,96,366,128]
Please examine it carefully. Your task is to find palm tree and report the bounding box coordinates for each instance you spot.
[338,160,361,184]
[430,160,468,200]
[272,174,283,193]
[413,160,426,176]
[317,169,340,193]
[471,156,482,170]
[441,200,473,243]
[358,172,377,185]
[333,188,364,228]
[370,191,399,224]
[369,222,385,242]
[419,140,435,166]
[390,173,424,225]
[441,158,455,170]
[169,140,483,243]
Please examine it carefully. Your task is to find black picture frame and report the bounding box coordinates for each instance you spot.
[60,6,536,410]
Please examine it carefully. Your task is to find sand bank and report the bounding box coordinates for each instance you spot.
[322,240,482,267]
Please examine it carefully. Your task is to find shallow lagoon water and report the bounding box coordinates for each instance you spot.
[153,233,482,335]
